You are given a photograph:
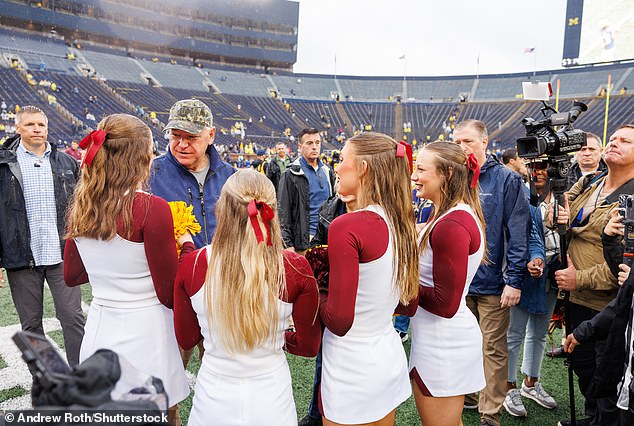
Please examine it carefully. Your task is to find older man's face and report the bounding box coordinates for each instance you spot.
[575,136,602,170]
[169,127,215,171]
[604,127,634,169]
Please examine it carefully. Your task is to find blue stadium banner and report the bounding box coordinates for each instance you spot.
[562,0,584,66]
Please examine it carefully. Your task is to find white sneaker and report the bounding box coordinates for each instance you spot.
[521,382,557,409]
[503,388,527,417]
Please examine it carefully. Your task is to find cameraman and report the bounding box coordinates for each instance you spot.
[551,124,634,426]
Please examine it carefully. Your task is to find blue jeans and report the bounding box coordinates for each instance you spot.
[393,314,410,334]
[507,288,558,381]
[308,346,322,419]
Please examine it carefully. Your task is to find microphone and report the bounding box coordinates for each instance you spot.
[34,163,41,168]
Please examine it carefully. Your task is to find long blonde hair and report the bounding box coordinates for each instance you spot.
[204,169,286,353]
[418,142,487,259]
[66,114,154,240]
[345,132,418,304]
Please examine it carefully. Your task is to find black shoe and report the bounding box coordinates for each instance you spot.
[557,417,591,426]
[547,345,567,358]
[298,415,322,426]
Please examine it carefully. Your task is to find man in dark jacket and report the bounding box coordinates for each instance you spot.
[266,141,291,191]
[149,99,235,248]
[567,132,608,189]
[454,120,530,426]
[0,106,85,366]
[278,129,335,254]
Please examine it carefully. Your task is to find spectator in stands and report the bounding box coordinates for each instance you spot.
[567,133,607,189]
[548,124,634,426]
[0,105,85,366]
[149,98,235,368]
[85,110,96,122]
[277,128,335,254]
[502,147,529,182]
[64,140,82,162]
[453,119,530,426]
[174,170,320,426]
[504,157,559,418]
[267,141,291,191]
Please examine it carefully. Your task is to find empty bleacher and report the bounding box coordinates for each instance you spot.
[82,50,146,84]
[137,60,207,91]
[273,74,336,99]
[337,78,402,101]
[406,78,474,101]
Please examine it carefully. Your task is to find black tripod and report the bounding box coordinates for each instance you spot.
[548,156,577,426]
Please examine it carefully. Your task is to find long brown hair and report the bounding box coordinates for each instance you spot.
[345,132,418,304]
[66,114,154,240]
[418,141,487,259]
[204,169,286,353]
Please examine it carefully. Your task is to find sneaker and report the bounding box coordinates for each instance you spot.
[557,418,591,426]
[398,331,408,343]
[547,344,567,358]
[503,389,527,417]
[521,382,557,409]
[298,415,322,426]
[480,420,495,426]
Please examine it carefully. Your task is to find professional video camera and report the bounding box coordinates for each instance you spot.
[619,195,634,267]
[516,83,589,199]
[516,101,588,159]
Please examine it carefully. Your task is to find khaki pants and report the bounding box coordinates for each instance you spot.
[466,295,510,426]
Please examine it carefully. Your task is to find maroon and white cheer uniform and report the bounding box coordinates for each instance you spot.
[174,248,320,426]
[320,205,416,424]
[409,204,486,396]
[64,192,191,405]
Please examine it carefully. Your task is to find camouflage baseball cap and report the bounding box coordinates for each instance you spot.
[164,99,213,134]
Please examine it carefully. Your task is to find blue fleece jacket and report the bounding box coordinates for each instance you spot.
[468,154,531,296]
[149,145,236,248]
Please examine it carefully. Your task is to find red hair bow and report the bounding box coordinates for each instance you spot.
[247,200,275,246]
[79,129,107,167]
[466,153,481,189]
[397,141,413,173]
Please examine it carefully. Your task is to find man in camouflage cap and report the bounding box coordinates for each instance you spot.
[150,99,235,248]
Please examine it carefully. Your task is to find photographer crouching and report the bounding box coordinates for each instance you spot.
[552,124,634,426]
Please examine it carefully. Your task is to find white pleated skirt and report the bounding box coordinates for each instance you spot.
[188,360,297,426]
[80,302,190,406]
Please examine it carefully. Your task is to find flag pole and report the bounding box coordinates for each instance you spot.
[603,74,612,146]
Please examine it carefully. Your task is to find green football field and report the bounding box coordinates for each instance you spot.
[0,270,587,425]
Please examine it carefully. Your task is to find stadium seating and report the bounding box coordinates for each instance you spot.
[1,27,633,154]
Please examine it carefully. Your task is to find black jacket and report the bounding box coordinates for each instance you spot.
[602,232,624,278]
[277,158,335,251]
[0,135,79,269]
[573,272,634,400]
[310,196,346,248]
[266,155,289,192]
[567,158,608,190]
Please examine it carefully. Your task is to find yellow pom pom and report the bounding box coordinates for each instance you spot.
[168,201,202,255]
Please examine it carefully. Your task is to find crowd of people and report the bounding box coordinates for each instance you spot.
[0,97,633,426]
